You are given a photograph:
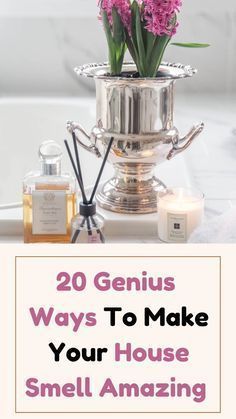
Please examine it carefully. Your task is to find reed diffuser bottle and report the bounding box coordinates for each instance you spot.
[23,141,76,243]
[64,132,113,244]
[71,202,105,243]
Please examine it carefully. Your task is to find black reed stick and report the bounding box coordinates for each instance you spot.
[72,228,80,244]
[89,137,114,204]
[72,131,84,187]
[64,140,88,204]
[72,217,86,243]
[86,217,93,236]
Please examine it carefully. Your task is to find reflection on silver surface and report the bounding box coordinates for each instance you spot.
[70,62,204,214]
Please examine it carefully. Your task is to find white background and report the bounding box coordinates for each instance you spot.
[0,0,235,95]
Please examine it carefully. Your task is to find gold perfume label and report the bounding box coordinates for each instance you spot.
[32,190,67,235]
[167,213,187,243]
[35,183,69,191]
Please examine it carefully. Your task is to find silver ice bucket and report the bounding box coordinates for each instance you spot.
[67,62,204,214]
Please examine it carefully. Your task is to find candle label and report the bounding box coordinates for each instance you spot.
[167,213,187,242]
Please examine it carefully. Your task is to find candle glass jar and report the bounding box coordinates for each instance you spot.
[158,188,204,243]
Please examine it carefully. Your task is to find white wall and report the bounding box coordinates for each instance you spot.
[0,0,235,95]
[0,0,97,17]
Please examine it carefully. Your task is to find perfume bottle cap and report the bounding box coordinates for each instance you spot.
[39,141,62,175]
[79,202,96,217]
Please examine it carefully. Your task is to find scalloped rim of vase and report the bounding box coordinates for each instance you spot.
[74,61,197,81]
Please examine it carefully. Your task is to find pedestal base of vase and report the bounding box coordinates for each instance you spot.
[96,164,166,214]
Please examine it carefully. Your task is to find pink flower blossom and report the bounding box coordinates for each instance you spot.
[98,0,131,31]
[141,0,182,36]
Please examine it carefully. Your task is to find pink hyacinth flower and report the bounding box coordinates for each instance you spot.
[98,0,131,31]
[141,0,182,36]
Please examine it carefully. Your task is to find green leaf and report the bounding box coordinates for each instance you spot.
[146,13,175,77]
[140,9,148,51]
[145,30,156,62]
[171,42,210,48]
[125,1,144,75]
[116,43,127,70]
[130,1,139,56]
[125,29,137,63]
[112,7,125,45]
[148,35,170,77]
[102,10,126,75]
[102,11,114,49]
[134,2,146,75]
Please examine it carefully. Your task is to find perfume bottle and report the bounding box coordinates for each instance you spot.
[71,202,105,243]
[23,141,76,243]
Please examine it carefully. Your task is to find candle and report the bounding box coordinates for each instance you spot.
[158,188,204,243]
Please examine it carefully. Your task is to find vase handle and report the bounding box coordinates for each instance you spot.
[167,122,204,160]
[67,120,101,158]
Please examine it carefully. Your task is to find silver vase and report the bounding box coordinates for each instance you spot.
[67,62,204,214]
